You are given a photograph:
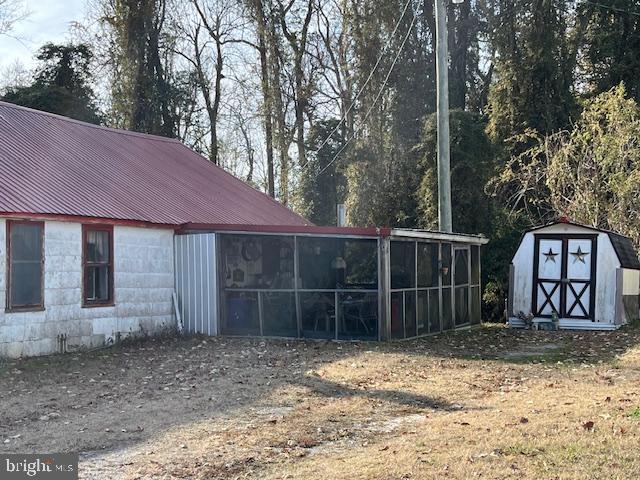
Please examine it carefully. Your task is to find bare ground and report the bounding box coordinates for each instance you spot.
[2,324,640,479]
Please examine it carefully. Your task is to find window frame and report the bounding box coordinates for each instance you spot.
[6,220,45,313]
[82,224,114,308]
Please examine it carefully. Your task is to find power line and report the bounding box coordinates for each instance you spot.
[312,0,640,179]
[301,0,414,170]
[314,11,418,179]
[583,0,640,16]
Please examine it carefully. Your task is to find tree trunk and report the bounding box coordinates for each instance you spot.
[209,39,224,165]
[253,0,276,196]
[268,15,290,205]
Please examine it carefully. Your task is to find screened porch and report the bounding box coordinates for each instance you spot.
[174,227,487,341]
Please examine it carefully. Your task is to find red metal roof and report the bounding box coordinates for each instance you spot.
[0,101,310,227]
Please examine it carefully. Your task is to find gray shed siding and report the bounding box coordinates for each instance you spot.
[174,234,218,335]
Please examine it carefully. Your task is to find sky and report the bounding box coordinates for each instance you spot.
[0,0,87,73]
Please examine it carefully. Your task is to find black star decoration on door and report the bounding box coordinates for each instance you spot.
[570,246,589,264]
[543,248,558,263]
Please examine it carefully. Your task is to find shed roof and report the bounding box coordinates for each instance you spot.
[525,220,640,270]
[0,101,309,228]
[607,233,640,270]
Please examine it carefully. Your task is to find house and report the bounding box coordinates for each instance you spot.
[0,102,487,358]
[508,219,640,330]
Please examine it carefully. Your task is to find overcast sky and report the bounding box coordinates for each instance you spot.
[0,0,87,73]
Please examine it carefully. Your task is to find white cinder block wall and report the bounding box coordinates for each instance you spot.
[0,219,176,358]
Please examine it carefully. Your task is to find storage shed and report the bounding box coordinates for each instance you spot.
[508,220,640,330]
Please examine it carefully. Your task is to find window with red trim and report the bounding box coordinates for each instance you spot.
[83,225,114,306]
[7,221,45,311]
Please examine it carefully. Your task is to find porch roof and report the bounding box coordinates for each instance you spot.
[178,223,489,245]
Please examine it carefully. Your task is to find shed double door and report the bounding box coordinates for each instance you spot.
[533,235,597,320]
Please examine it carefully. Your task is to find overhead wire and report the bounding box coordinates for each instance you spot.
[311,0,640,179]
[315,10,419,178]
[583,0,640,16]
[300,0,414,170]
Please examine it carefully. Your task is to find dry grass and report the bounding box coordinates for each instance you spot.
[2,324,640,479]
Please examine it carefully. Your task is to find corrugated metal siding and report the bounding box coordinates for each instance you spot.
[175,234,217,335]
[0,101,309,227]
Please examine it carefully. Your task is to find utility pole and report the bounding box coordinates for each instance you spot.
[435,0,462,233]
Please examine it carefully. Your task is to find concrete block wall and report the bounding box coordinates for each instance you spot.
[0,219,176,358]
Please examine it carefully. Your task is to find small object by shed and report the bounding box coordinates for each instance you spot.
[508,219,640,330]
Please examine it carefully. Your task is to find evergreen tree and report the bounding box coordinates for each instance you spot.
[417,109,494,234]
[2,43,102,124]
[345,0,435,227]
[486,0,575,147]
[485,0,577,228]
[102,0,177,136]
[294,119,347,225]
[579,0,640,101]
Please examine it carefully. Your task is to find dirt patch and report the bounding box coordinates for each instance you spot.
[1,325,640,479]
[502,342,563,360]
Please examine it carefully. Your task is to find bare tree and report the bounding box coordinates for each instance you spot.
[0,58,29,93]
[187,0,242,164]
[247,0,276,196]
[314,0,353,136]
[0,0,26,36]
[277,0,314,171]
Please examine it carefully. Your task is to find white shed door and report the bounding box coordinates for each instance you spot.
[535,239,563,316]
[533,235,597,320]
[564,239,594,318]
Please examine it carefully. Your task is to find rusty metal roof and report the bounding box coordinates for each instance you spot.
[0,101,310,227]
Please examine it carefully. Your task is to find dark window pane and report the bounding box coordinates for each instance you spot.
[428,289,440,333]
[11,223,42,261]
[86,230,110,263]
[86,266,110,301]
[441,244,452,286]
[9,222,43,308]
[455,286,470,326]
[84,227,112,304]
[222,291,260,335]
[10,262,42,306]
[262,237,295,289]
[301,292,335,339]
[298,237,338,289]
[405,291,416,338]
[221,235,294,289]
[298,238,377,290]
[391,241,415,289]
[262,292,297,337]
[390,292,404,339]
[471,286,481,325]
[338,292,378,340]
[471,246,480,285]
[417,243,439,288]
[343,240,378,289]
[442,287,453,330]
[417,291,429,336]
[455,249,469,286]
